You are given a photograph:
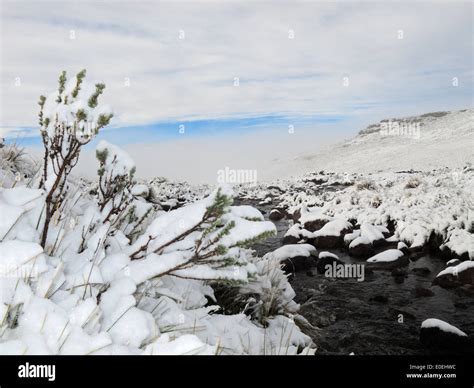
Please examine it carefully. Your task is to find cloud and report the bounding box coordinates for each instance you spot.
[72,121,351,183]
[1,0,472,136]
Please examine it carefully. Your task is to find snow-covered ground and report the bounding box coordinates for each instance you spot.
[275,108,473,177]
[0,76,317,355]
[1,95,472,355]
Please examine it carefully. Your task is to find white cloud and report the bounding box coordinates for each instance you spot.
[1,0,472,133]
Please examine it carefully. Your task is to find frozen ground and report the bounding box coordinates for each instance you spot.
[0,104,472,355]
[274,108,473,178]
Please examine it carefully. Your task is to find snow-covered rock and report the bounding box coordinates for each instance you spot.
[316,251,344,274]
[433,260,474,288]
[283,223,303,245]
[298,207,332,232]
[309,218,352,249]
[440,229,474,261]
[269,208,285,221]
[366,249,408,270]
[420,318,470,351]
[264,244,317,273]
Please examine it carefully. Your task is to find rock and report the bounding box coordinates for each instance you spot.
[412,266,431,276]
[282,235,300,245]
[267,185,284,194]
[281,256,315,273]
[415,286,435,298]
[269,209,284,221]
[160,198,179,211]
[344,230,361,246]
[298,207,332,232]
[366,249,409,270]
[408,251,425,261]
[446,258,461,267]
[308,219,353,249]
[428,231,444,255]
[349,241,375,258]
[432,260,474,288]
[420,319,470,351]
[310,235,342,249]
[316,252,344,274]
[348,223,389,258]
[264,244,317,274]
[440,229,474,261]
[292,208,301,223]
[258,197,273,206]
[397,241,410,254]
[282,224,303,245]
[303,219,330,232]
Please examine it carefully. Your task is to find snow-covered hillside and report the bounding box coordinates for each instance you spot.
[281,108,473,176]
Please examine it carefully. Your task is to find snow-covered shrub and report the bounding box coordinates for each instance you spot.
[238,256,299,324]
[355,179,376,191]
[405,177,421,189]
[127,188,276,283]
[0,71,315,355]
[0,143,38,188]
[96,141,136,224]
[38,69,113,248]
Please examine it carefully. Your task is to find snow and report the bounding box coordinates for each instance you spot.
[97,140,135,178]
[127,251,194,284]
[440,229,474,260]
[284,223,302,238]
[9,90,471,356]
[319,251,339,259]
[421,318,467,337]
[299,207,332,226]
[359,223,385,243]
[41,76,112,143]
[435,260,474,278]
[348,224,386,249]
[312,218,352,237]
[0,240,47,279]
[143,334,216,355]
[131,184,149,197]
[2,187,43,207]
[264,244,316,262]
[0,152,312,355]
[344,230,360,244]
[99,253,130,283]
[367,249,404,263]
[446,259,460,266]
[275,108,474,178]
[397,241,408,250]
[0,202,24,240]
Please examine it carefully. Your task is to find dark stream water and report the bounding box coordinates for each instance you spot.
[243,199,474,355]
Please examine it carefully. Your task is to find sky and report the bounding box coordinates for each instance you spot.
[0,0,473,182]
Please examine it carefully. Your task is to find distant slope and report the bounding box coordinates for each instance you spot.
[281,108,473,176]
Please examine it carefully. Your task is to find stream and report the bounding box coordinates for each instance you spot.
[243,199,474,355]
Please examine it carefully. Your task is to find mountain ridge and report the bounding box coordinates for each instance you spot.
[279,108,474,178]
